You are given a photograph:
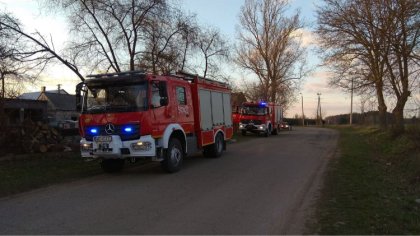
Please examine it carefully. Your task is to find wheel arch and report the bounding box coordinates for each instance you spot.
[214,129,225,141]
[162,124,187,154]
[214,129,226,150]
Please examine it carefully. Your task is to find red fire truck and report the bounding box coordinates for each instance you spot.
[238,102,282,137]
[76,71,233,173]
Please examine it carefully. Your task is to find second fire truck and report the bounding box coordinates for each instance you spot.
[238,102,282,137]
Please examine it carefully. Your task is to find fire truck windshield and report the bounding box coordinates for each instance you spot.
[241,106,268,116]
[84,83,147,113]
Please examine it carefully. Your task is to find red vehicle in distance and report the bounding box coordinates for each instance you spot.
[238,102,283,137]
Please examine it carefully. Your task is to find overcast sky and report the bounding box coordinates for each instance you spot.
[1,0,418,118]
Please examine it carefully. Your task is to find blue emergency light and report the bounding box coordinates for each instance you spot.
[123,127,133,133]
[89,128,98,134]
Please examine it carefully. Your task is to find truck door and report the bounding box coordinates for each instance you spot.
[150,80,174,137]
[174,84,194,134]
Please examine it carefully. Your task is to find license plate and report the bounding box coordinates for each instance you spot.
[94,136,112,142]
[98,143,110,151]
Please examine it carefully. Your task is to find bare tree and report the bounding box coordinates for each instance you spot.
[178,15,199,72]
[197,27,229,78]
[0,12,85,81]
[44,0,166,73]
[236,0,306,105]
[140,7,194,74]
[317,0,420,132]
[382,0,420,133]
[45,0,209,76]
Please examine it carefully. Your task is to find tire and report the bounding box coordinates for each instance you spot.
[161,138,183,173]
[264,125,271,137]
[101,159,125,173]
[241,129,247,136]
[203,133,224,158]
[272,128,278,135]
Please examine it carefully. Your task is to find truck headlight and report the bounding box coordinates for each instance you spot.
[131,141,152,151]
[81,143,92,152]
[239,123,244,128]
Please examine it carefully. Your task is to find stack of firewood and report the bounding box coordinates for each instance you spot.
[21,120,63,153]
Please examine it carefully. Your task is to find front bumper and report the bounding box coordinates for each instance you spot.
[239,123,266,133]
[80,135,156,159]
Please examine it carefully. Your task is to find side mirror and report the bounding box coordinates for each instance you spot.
[75,82,84,112]
[160,97,168,106]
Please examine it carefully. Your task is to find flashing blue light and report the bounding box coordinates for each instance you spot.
[89,128,98,134]
[123,127,133,133]
[260,102,267,106]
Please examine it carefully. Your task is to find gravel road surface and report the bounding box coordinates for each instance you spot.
[0,127,338,234]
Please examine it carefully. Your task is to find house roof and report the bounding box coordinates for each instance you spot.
[42,92,76,111]
[19,89,69,100]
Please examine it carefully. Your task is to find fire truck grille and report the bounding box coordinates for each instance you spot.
[240,119,262,125]
[85,124,140,141]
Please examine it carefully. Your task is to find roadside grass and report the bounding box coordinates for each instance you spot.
[309,125,420,234]
[0,152,102,198]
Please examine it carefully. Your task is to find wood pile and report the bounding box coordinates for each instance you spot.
[0,119,81,156]
[20,120,64,153]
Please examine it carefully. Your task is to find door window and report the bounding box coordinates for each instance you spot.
[176,87,186,105]
[151,81,168,108]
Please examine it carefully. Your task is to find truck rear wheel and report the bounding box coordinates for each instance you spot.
[101,159,125,173]
[161,138,183,173]
[203,133,224,158]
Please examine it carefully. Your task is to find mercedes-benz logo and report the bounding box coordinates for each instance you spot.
[105,123,115,134]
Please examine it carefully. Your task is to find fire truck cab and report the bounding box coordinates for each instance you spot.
[238,102,282,137]
[76,71,233,173]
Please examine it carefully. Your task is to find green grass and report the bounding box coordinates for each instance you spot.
[309,125,420,234]
[0,152,102,198]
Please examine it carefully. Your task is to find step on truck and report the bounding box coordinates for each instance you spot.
[76,70,233,173]
[238,102,282,137]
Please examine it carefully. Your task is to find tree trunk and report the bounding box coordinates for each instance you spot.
[0,74,5,127]
[375,81,387,130]
[1,74,4,99]
[391,91,409,134]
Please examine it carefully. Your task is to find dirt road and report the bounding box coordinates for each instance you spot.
[0,127,338,234]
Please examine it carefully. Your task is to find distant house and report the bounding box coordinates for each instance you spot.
[19,86,78,126]
[19,88,69,100]
[1,98,48,125]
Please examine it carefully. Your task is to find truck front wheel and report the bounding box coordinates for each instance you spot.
[264,125,271,137]
[161,138,183,173]
[101,159,125,173]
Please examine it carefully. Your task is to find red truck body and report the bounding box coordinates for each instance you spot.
[77,71,233,172]
[238,102,283,136]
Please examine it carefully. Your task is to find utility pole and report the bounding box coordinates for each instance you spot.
[350,77,353,125]
[317,93,322,125]
[300,93,305,126]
